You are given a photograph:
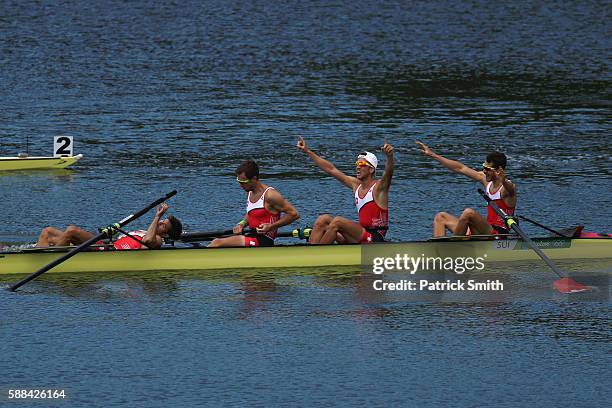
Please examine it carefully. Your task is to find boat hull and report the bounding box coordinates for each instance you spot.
[0,155,82,171]
[0,238,610,275]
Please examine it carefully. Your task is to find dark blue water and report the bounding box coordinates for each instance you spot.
[1,0,610,406]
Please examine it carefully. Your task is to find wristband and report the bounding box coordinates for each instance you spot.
[238,219,247,227]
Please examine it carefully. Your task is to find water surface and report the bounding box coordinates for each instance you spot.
[1,0,610,406]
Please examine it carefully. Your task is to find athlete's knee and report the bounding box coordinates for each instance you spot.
[39,227,52,238]
[208,238,221,248]
[313,214,333,228]
[460,208,477,220]
[434,212,450,223]
[64,225,83,239]
[328,217,350,232]
[329,216,346,228]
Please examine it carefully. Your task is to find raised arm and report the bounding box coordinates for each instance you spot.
[377,142,394,192]
[256,189,300,234]
[297,137,359,190]
[416,141,485,184]
[497,168,517,206]
[141,203,167,249]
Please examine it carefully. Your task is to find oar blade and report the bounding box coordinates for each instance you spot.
[552,277,591,294]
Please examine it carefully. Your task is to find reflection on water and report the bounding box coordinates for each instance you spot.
[1,261,610,406]
[3,258,609,303]
[0,168,76,180]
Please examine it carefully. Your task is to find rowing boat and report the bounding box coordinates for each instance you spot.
[0,154,83,171]
[1,236,610,276]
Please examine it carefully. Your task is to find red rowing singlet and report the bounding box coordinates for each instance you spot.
[113,230,147,250]
[247,187,280,240]
[486,182,515,229]
[355,182,388,236]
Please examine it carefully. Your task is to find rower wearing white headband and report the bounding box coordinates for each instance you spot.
[296,137,394,244]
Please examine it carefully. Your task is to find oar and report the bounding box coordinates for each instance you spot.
[477,189,589,294]
[517,215,570,237]
[180,227,312,243]
[8,190,177,292]
[180,229,234,241]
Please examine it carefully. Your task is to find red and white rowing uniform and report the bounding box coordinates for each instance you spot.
[355,182,388,243]
[244,187,279,247]
[113,230,148,250]
[96,230,148,250]
[486,182,515,233]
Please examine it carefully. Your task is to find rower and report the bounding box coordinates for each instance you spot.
[36,203,182,250]
[296,137,394,244]
[208,160,300,247]
[416,141,516,237]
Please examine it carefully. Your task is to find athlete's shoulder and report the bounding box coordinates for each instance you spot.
[502,179,516,194]
[372,178,388,192]
[264,187,286,202]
